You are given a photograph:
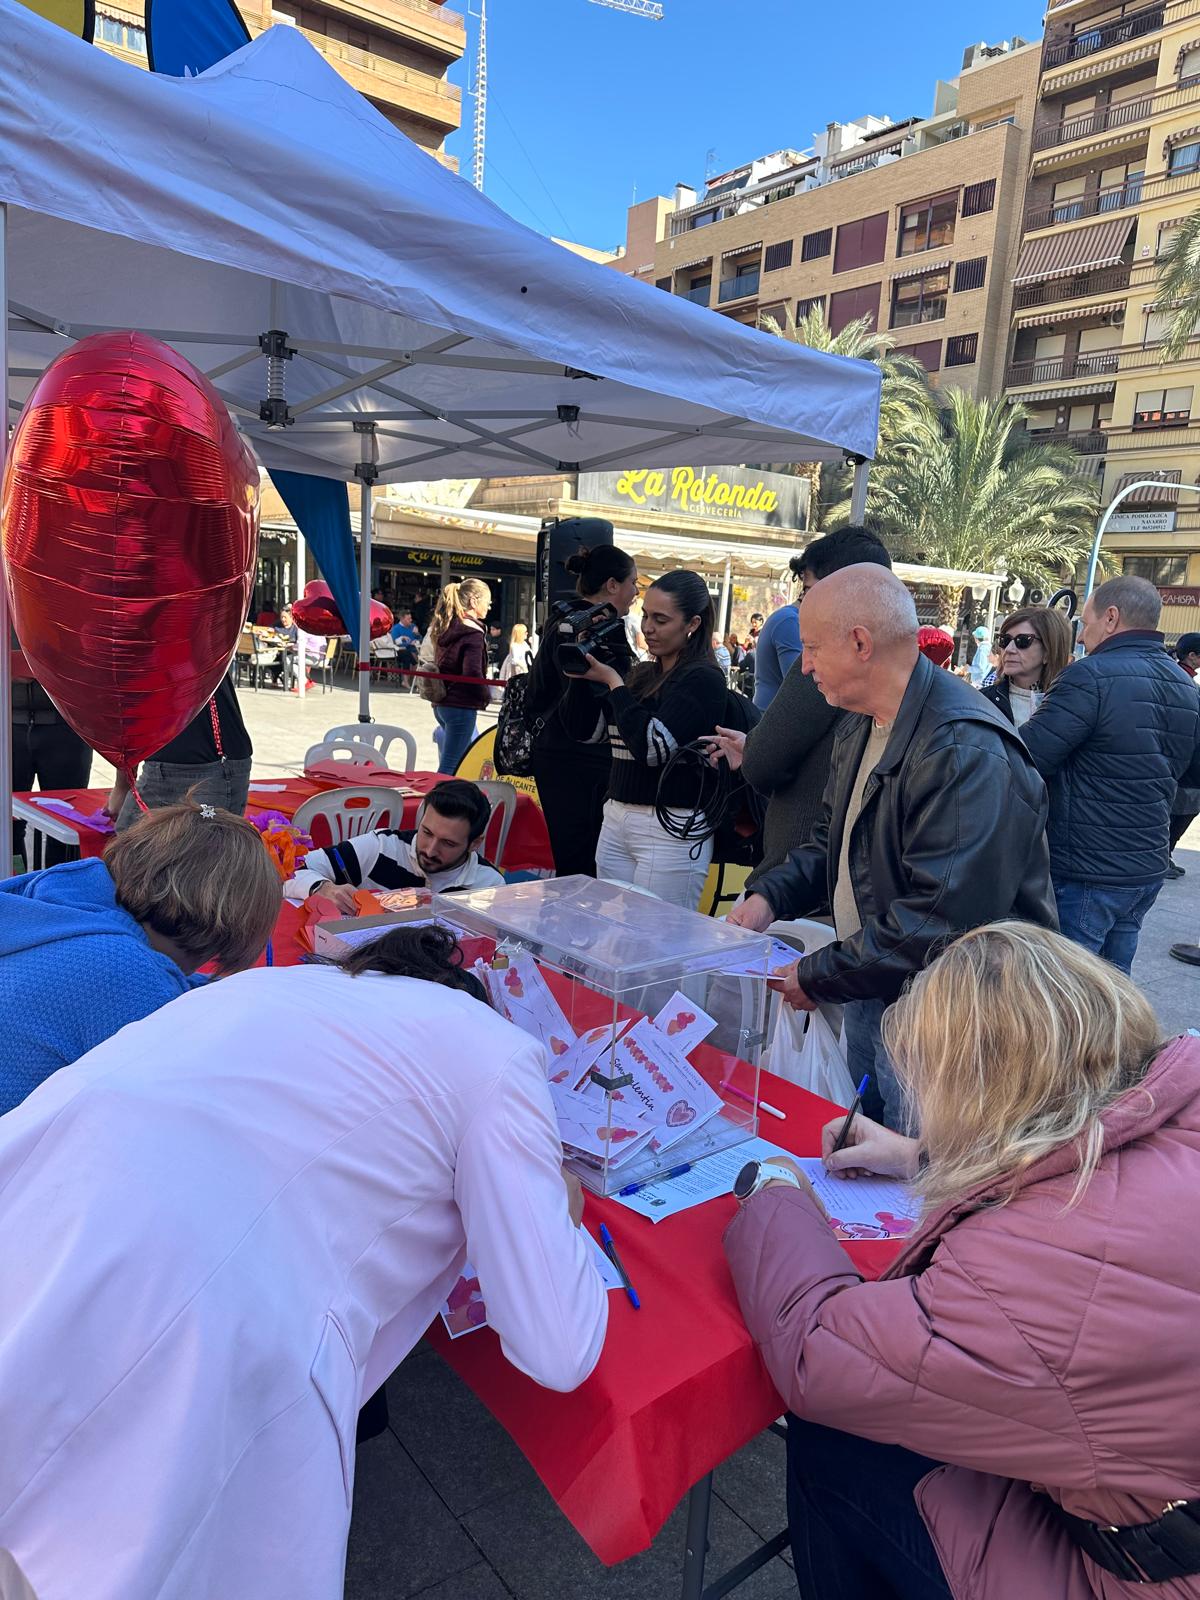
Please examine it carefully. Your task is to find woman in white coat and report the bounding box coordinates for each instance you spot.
[0,927,607,1600]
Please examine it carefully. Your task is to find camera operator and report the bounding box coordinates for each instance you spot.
[565,569,727,911]
[527,545,640,877]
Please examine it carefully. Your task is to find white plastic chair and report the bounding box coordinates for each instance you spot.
[322,723,417,770]
[292,785,407,847]
[474,779,518,868]
[302,739,390,773]
[766,916,844,1049]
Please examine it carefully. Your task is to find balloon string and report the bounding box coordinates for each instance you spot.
[208,697,225,764]
[125,765,149,815]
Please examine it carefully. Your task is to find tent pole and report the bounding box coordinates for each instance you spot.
[0,204,12,879]
[354,422,378,725]
[849,456,870,523]
[719,556,732,637]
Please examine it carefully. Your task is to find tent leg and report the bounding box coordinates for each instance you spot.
[0,203,12,880]
[719,556,732,638]
[354,423,378,725]
[849,458,870,523]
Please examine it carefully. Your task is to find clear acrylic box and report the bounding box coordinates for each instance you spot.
[435,876,771,1195]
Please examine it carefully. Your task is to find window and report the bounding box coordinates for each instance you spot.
[1099,161,1143,208]
[946,332,979,367]
[828,283,880,335]
[801,228,832,261]
[953,256,987,293]
[764,240,794,272]
[1051,176,1086,223]
[1169,141,1200,175]
[897,193,957,257]
[718,259,761,303]
[1124,556,1188,584]
[655,276,672,291]
[961,179,996,217]
[890,268,950,328]
[795,295,826,320]
[894,339,942,372]
[1145,306,1200,345]
[1181,45,1200,84]
[1133,386,1193,427]
[833,212,889,273]
[97,14,147,51]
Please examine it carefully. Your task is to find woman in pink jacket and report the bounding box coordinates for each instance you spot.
[724,922,1200,1599]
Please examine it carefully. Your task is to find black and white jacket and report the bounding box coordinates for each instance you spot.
[288,828,504,899]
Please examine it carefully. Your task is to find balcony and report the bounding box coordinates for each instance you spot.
[1042,0,1165,71]
[311,35,462,131]
[718,271,761,304]
[323,0,466,60]
[1033,91,1152,151]
[1025,177,1147,230]
[1006,350,1121,386]
[679,285,712,306]
[1012,262,1132,309]
[1062,427,1110,453]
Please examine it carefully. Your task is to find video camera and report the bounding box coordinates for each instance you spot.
[545,597,629,677]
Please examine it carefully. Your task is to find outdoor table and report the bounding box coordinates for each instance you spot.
[12,770,555,874]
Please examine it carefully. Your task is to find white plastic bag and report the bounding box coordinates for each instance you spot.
[766,1003,856,1106]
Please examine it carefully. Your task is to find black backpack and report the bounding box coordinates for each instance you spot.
[493,673,545,778]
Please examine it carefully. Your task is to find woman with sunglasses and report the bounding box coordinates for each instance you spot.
[982,606,1074,729]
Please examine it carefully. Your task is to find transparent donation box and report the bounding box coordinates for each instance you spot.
[435,876,770,1195]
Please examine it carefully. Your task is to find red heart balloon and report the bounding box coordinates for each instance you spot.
[1,331,259,772]
[293,579,393,639]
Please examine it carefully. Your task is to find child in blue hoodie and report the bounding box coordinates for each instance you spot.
[0,801,281,1116]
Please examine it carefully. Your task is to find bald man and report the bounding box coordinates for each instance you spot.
[730,565,1055,1128]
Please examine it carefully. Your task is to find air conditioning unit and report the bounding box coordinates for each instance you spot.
[1103,308,1126,327]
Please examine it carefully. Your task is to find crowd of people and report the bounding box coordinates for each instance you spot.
[3,526,1200,1600]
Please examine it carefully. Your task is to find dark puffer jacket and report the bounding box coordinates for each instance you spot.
[1021,631,1200,887]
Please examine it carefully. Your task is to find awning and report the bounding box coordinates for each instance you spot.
[1014,380,1116,403]
[892,259,951,282]
[1014,299,1126,326]
[1032,126,1152,172]
[1165,124,1200,154]
[1012,217,1135,285]
[671,254,713,272]
[1043,41,1158,93]
[1112,470,1183,505]
[721,240,761,261]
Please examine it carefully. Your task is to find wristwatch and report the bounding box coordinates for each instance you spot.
[733,1158,803,1202]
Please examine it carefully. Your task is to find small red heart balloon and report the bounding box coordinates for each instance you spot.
[293,578,392,639]
[1,331,259,772]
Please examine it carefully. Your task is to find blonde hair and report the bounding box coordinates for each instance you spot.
[886,923,1161,1209]
[430,579,491,644]
[510,623,528,645]
[105,801,281,975]
[999,606,1073,691]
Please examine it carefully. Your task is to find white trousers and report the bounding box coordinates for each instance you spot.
[594,799,713,912]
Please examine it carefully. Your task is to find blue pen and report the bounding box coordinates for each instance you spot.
[265,938,274,968]
[618,1163,692,1197]
[598,1222,641,1310]
[830,1074,870,1155]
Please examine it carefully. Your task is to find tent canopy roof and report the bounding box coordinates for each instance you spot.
[0,4,880,485]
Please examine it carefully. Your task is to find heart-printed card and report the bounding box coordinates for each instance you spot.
[650,991,717,1058]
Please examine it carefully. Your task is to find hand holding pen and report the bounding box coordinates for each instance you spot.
[821,1083,921,1182]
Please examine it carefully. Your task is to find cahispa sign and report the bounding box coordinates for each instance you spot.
[578,466,809,529]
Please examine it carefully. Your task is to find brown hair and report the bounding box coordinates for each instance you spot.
[885,922,1161,1210]
[998,605,1073,691]
[429,579,492,644]
[105,801,281,975]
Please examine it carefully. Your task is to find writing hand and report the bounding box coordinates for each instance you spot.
[820,1114,919,1181]
[315,882,361,915]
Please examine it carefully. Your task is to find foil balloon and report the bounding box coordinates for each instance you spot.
[1,331,259,774]
[293,579,393,639]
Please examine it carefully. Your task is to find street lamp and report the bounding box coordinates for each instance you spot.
[1007,575,1027,606]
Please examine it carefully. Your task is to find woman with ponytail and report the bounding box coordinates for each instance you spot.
[567,569,727,910]
[430,578,492,774]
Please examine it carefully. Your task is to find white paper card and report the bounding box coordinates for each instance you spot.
[478,954,578,1061]
[717,937,803,979]
[794,1159,920,1241]
[614,1135,790,1221]
[601,1018,724,1153]
[651,991,717,1056]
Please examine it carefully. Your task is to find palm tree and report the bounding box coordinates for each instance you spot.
[1154,208,1200,362]
[833,390,1100,625]
[760,304,934,527]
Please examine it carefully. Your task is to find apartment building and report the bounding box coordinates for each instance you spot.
[612,39,1042,398]
[92,0,464,163]
[1005,0,1200,602]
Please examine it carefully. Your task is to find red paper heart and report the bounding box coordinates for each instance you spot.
[292,578,392,639]
[2,331,259,771]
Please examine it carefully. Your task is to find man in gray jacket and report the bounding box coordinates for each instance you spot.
[730,565,1055,1128]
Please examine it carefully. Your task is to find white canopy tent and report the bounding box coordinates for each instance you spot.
[0,1,881,871]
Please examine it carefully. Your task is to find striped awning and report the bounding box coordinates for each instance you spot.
[721,240,761,261]
[1112,469,1183,504]
[1015,379,1117,403]
[1043,42,1157,93]
[892,259,951,282]
[671,254,712,272]
[1013,217,1135,285]
[1014,299,1126,326]
[1165,125,1200,154]
[1032,126,1152,172]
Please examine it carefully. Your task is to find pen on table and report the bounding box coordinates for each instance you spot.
[265,938,274,968]
[598,1222,641,1310]
[618,1164,691,1197]
[830,1074,871,1156]
[721,1080,786,1121]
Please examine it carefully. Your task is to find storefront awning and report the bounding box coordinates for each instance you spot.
[1012,217,1134,286]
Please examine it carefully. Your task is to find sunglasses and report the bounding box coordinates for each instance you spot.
[999,632,1038,651]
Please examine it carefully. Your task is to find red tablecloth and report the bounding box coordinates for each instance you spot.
[15,770,554,874]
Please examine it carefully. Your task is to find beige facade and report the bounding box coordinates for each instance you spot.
[93,0,464,163]
[1005,0,1200,595]
[610,43,1041,397]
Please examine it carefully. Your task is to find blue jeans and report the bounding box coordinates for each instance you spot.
[1054,878,1163,977]
[843,997,907,1132]
[787,1418,953,1600]
[435,705,478,775]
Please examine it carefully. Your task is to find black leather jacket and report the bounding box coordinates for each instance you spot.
[752,653,1057,1006]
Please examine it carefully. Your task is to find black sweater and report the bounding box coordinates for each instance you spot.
[567,660,728,808]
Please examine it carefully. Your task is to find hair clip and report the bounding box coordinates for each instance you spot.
[199,804,216,819]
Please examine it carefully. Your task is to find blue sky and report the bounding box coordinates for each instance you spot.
[444,0,1047,248]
